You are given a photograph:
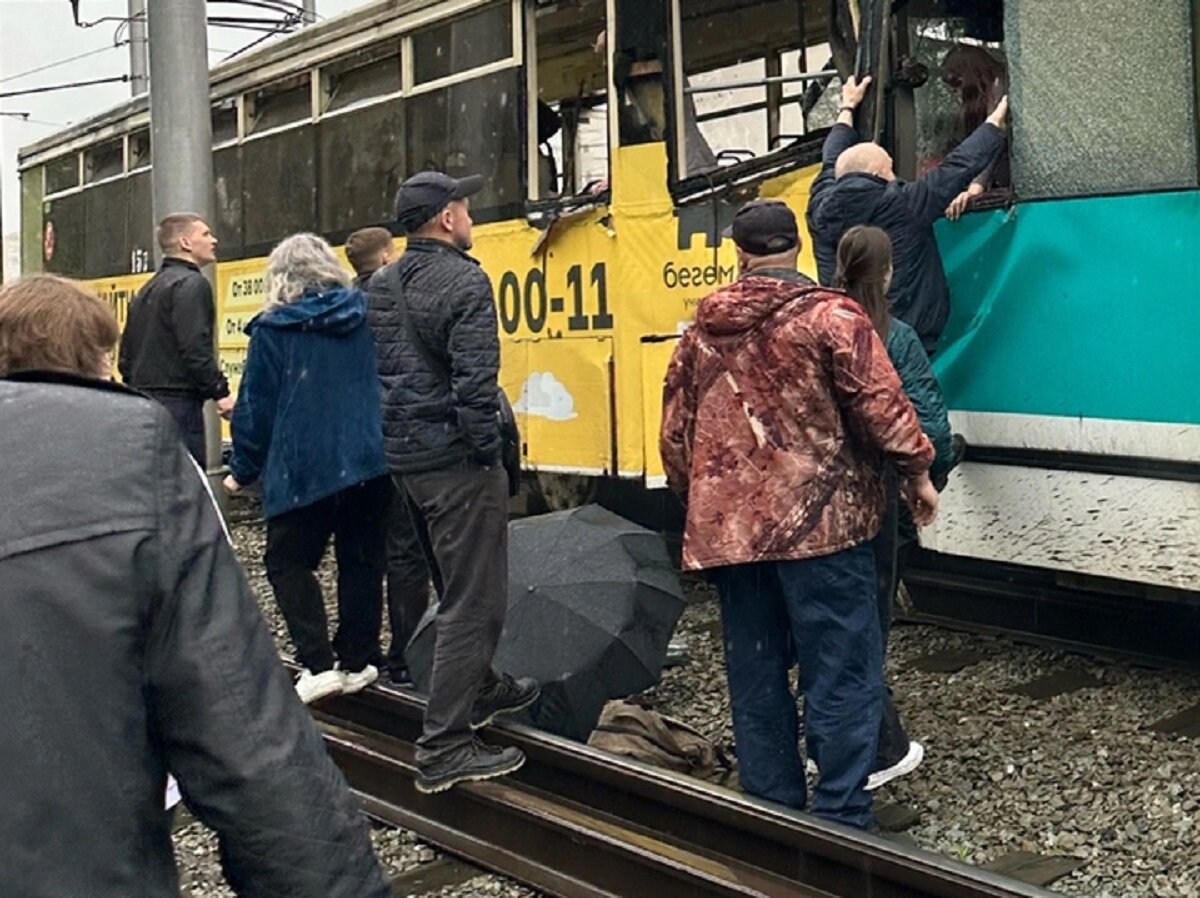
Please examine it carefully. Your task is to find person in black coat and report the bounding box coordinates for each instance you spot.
[119,213,232,464]
[0,275,389,898]
[806,76,1008,353]
[368,171,538,794]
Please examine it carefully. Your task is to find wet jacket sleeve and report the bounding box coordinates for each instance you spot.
[170,276,231,400]
[810,123,860,208]
[823,303,934,476]
[227,330,280,487]
[449,271,502,465]
[902,122,1006,225]
[660,330,699,499]
[888,324,953,477]
[144,427,390,898]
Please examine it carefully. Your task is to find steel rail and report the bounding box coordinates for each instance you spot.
[308,680,1057,898]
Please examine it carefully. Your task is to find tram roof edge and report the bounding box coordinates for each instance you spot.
[17,0,453,167]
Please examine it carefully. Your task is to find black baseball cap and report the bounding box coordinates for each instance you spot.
[393,171,484,232]
[724,200,800,256]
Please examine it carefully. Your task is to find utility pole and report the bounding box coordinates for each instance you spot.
[302,0,317,25]
[128,0,148,96]
[147,0,227,511]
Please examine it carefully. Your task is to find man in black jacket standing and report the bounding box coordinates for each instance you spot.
[369,171,538,794]
[806,76,1008,353]
[119,212,232,463]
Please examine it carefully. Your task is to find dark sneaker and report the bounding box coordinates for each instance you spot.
[470,674,540,730]
[414,742,525,794]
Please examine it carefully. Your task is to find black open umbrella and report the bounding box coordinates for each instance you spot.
[407,505,685,741]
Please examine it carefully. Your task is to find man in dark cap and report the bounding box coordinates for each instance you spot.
[660,199,938,830]
[367,171,538,794]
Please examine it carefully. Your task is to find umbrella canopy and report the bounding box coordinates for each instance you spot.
[407,505,685,741]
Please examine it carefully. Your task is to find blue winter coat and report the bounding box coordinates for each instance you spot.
[229,286,387,518]
[886,318,953,480]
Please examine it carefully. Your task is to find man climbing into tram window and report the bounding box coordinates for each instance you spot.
[806,74,1008,354]
[119,213,233,465]
[0,275,390,898]
[368,170,539,794]
[660,199,938,831]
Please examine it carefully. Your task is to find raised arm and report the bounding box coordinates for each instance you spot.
[810,75,872,205]
[905,96,1008,225]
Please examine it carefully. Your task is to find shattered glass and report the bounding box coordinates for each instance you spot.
[1006,0,1197,198]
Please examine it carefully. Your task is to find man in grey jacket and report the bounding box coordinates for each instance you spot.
[0,275,389,898]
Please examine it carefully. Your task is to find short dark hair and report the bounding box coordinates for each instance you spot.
[156,213,206,253]
[0,275,120,377]
[344,227,394,275]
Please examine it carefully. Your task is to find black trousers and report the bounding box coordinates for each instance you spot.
[148,392,206,466]
[401,463,508,764]
[384,481,442,680]
[265,477,389,674]
[872,472,911,769]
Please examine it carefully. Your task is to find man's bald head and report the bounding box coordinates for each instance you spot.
[835,142,896,181]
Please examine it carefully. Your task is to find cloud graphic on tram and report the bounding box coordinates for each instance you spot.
[513,372,578,421]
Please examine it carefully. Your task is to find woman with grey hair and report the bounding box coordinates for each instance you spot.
[225,232,389,704]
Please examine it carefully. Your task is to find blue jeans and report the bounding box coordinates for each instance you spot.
[712,543,883,830]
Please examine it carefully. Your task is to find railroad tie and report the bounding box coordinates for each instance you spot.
[981,851,1085,887]
[1005,670,1103,701]
[1146,702,1200,738]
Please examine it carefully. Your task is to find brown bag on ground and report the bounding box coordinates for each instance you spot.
[587,700,735,786]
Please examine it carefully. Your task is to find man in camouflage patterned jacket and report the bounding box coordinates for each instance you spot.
[659,200,938,830]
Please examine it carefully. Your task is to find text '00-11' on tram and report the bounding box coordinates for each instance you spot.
[17,0,1200,656]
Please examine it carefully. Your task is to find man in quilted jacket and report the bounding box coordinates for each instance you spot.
[660,200,938,830]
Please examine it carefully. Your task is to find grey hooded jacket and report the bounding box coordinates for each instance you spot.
[0,372,389,898]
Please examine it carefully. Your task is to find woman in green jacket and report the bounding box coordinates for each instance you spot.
[832,225,958,790]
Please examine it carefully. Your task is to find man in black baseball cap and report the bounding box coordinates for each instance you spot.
[723,199,811,286]
[393,171,484,245]
[368,171,538,795]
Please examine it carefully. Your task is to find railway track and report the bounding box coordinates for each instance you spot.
[309,680,1058,898]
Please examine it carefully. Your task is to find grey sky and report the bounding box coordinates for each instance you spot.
[0,0,368,264]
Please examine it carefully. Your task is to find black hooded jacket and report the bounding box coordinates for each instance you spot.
[807,122,1005,350]
[0,372,389,898]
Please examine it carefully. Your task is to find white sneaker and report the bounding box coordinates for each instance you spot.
[803,741,925,791]
[867,740,924,791]
[295,668,345,704]
[340,664,379,695]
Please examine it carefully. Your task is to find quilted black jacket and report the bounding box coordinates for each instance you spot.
[0,372,389,898]
[368,238,502,473]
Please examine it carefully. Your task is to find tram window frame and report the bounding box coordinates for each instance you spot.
[245,73,314,137]
[889,0,1011,210]
[321,42,403,115]
[525,0,611,208]
[665,0,837,199]
[44,153,81,196]
[128,129,152,172]
[83,138,124,185]
[410,2,517,90]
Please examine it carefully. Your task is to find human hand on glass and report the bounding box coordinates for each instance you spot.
[946,181,985,220]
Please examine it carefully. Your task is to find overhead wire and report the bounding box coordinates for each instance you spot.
[0,76,131,101]
[0,44,126,85]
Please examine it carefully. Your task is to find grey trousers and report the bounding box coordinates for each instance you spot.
[400,463,508,764]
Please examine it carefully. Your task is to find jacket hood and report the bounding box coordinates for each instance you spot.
[694,276,819,336]
[248,285,366,336]
[810,172,887,235]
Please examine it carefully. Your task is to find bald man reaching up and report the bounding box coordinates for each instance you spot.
[807,76,1007,353]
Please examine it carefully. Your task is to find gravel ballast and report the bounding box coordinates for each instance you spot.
[174,506,1200,897]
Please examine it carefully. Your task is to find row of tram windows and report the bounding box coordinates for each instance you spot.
[31,0,1200,279]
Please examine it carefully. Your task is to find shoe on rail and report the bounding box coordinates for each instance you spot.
[294,668,346,705]
[414,741,526,794]
[340,663,379,696]
[470,673,540,730]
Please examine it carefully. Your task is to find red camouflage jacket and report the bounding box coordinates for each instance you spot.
[660,273,934,571]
